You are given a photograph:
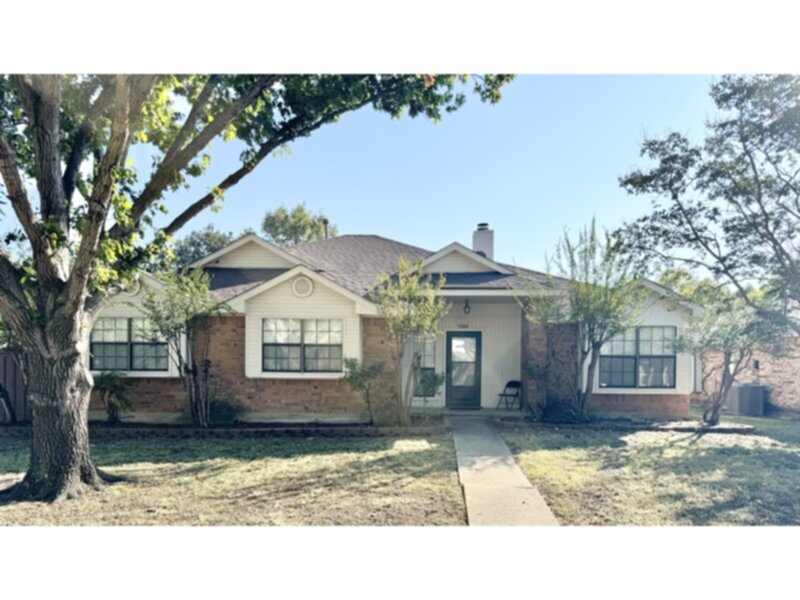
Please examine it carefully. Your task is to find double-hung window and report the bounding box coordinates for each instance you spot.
[90,317,169,372]
[262,318,343,373]
[413,337,436,396]
[599,326,676,389]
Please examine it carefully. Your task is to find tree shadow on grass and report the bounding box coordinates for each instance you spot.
[216,445,464,525]
[0,435,463,523]
[593,430,800,525]
[506,419,800,525]
[0,435,420,476]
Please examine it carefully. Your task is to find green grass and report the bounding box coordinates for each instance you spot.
[0,435,465,525]
[502,413,800,525]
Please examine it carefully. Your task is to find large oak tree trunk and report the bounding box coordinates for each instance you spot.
[0,348,113,503]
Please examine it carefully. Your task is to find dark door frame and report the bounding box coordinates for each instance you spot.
[445,331,482,410]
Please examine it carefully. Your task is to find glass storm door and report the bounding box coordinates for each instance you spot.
[446,332,482,409]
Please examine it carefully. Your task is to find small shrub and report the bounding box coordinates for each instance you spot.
[209,400,245,425]
[540,396,587,424]
[414,369,445,408]
[93,373,134,425]
[342,358,385,425]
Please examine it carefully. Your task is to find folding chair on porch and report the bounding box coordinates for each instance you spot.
[496,380,522,410]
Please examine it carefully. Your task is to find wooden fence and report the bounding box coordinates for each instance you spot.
[0,352,29,424]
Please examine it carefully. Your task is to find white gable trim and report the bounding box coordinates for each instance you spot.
[188,233,304,269]
[421,242,512,275]
[227,265,378,315]
[640,279,701,314]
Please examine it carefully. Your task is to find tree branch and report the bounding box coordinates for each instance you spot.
[10,75,67,231]
[62,79,117,202]
[0,131,58,281]
[65,76,156,314]
[0,252,34,343]
[161,75,220,167]
[0,132,38,243]
[162,104,356,238]
[108,75,279,241]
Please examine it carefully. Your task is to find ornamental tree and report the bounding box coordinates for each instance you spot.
[658,270,780,426]
[678,293,781,426]
[139,269,223,427]
[518,219,645,416]
[0,74,511,502]
[369,258,450,426]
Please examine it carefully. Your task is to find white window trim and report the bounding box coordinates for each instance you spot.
[248,314,359,380]
[87,318,184,379]
[412,337,440,399]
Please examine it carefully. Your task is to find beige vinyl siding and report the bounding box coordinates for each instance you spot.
[425,251,495,273]
[210,240,296,268]
[89,283,181,378]
[411,301,522,408]
[244,275,361,378]
[589,292,694,396]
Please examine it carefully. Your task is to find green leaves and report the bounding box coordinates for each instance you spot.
[171,225,235,268]
[619,75,800,335]
[140,268,221,347]
[519,218,645,412]
[369,257,450,349]
[261,203,337,246]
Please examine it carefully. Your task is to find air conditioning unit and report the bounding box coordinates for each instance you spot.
[725,383,767,416]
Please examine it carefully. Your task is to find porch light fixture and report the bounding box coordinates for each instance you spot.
[463,299,471,314]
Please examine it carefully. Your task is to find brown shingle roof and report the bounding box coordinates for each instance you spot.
[206,268,289,302]
[283,234,564,297]
[285,235,431,296]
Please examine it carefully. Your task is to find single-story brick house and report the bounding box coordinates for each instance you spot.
[85,223,696,423]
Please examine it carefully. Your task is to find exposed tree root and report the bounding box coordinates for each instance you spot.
[0,464,127,505]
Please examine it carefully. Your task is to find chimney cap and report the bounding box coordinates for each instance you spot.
[477,222,489,230]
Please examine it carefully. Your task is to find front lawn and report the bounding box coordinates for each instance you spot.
[502,414,800,525]
[0,435,465,525]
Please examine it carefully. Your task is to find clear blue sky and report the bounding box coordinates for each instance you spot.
[157,75,720,272]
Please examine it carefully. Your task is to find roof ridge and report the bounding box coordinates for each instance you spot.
[290,233,433,255]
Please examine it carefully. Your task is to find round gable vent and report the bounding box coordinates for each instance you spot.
[292,275,314,298]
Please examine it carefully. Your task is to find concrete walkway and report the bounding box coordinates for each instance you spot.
[450,416,559,526]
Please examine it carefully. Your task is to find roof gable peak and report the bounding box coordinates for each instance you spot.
[189,233,304,269]
[421,242,512,275]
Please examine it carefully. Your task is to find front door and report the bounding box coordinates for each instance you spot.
[446,332,482,409]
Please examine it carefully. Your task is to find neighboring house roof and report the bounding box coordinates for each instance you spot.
[640,279,701,314]
[206,267,289,302]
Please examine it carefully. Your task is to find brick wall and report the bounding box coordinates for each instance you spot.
[520,317,579,407]
[587,394,689,418]
[521,316,689,418]
[701,340,800,412]
[92,315,401,422]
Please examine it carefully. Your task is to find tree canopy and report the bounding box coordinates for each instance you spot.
[369,258,450,425]
[261,203,338,246]
[171,225,237,267]
[619,75,800,335]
